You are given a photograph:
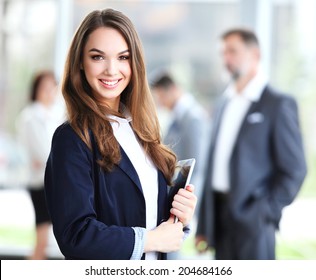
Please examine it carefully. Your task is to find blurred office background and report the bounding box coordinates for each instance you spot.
[0,0,315,259]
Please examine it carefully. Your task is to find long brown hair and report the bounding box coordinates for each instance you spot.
[62,9,176,184]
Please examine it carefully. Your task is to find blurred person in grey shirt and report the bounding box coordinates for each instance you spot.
[151,72,209,259]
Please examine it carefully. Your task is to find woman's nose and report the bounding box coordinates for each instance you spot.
[104,59,118,75]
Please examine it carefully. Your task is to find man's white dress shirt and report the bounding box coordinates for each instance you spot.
[212,72,268,193]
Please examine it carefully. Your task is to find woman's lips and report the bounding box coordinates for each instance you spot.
[99,79,121,89]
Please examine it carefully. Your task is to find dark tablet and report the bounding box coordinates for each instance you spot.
[169,158,196,223]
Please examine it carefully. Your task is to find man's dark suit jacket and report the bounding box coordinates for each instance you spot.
[45,123,170,260]
[196,85,307,253]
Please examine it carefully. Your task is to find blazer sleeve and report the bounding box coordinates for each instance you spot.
[181,112,209,200]
[266,96,307,223]
[45,124,135,259]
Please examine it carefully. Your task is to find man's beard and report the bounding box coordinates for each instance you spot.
[231,69,241,81]
[225,64,242,81]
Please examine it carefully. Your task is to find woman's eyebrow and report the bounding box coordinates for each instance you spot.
[118,49,130,55]
[88,48,105,54]
[88,48,130,55]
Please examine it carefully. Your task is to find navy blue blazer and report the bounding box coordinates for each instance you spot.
[45,123,170,260]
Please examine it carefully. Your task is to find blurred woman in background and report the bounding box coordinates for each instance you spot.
[16,70,61,259]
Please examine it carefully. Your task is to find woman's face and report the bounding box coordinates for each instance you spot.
[36,75,57,106]
[82,27,132,111]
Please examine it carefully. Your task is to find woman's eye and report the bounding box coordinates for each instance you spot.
[119,55,130,60]
[91,55,104,61]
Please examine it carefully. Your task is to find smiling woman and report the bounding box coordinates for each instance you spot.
[44,9,197,260]
[82,27,132,110]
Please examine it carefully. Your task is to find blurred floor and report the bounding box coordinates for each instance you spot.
[279,197,316,241]
[0,188,63,260]
[0,188,315,260]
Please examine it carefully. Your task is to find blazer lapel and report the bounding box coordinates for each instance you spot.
[117,147,143,193]
[90,132,143,193]
[237,101,261,136]
[235,86,268,141]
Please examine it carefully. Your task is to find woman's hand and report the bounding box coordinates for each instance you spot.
[144,215,184,253]
[170,184,197,227]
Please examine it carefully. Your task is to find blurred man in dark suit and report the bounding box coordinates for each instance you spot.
[195,28,307,259]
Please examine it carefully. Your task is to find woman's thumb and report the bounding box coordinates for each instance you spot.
[166,214,176,223]
[185,184,195,192]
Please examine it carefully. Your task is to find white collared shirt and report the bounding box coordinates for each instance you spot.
[110,114,158,260]
[212,71,268,193]
[16,102,64,188]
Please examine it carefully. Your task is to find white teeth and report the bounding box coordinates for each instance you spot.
[102,80,119,86]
